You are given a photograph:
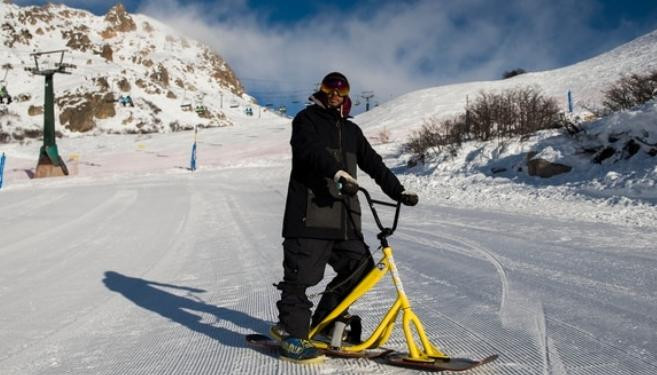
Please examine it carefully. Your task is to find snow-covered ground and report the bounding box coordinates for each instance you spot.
[1,105,657,374]
[380,99,657,229]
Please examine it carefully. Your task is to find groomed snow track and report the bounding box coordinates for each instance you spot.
[1,166,656,374]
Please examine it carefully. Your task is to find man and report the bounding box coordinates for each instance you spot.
[273,72,419,362]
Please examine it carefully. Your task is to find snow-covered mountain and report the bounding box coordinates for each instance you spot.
[0,2,271,143]
[357,29,657,135]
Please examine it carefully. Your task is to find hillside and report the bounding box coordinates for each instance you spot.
[351,29,657,210]
[356,29,657,135]
[0,2,271,143]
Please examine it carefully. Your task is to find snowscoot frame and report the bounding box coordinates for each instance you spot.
[308,187,448,362]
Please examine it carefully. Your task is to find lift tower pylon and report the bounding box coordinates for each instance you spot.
[25,50,76,178]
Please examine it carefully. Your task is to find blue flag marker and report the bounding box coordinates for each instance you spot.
[190,126,198,172]
[190,142,197,171]
[0,152,6,190]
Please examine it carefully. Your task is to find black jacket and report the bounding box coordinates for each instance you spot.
[282,102,404,240]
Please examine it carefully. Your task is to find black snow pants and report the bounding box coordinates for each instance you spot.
[276,238,374,339]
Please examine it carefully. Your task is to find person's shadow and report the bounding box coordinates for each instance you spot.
[103,271,271,348]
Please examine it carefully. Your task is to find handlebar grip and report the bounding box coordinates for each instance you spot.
[338,177,359,196]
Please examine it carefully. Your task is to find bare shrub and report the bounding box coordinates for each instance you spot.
[404,115,466,162]
[468,86,560,140]
[603,70,657,112]
[403,86,561,164]
[502,68,526,79]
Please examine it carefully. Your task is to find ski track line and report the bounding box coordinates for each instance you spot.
[390,231,568,375]
[145,187,280,375]
[1,181,196,374]
[397,226,510,316]
[0,191,68,214]
[0,189,142,291]
[415,213,657,260]
[395,225,657,374]
[94,182,203,375]
[404,225,657,370]
[132,184,236,375]
[0,188,137,256]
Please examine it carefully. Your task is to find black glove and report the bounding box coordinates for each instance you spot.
[400,191,418,206]
[334,170,359,196]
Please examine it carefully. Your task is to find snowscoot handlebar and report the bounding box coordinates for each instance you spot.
[356,187,401,248]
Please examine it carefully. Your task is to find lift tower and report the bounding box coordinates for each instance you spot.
[25,50,76,178]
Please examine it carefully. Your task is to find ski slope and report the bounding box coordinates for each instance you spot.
[1,117,657,374]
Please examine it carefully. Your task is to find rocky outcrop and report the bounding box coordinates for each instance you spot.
[104,4,135,32]
[62,26,92,51]
[17,4,55,25]
[117,78,131,92]
[100,3,136,39]
[2,22,32,47]
[28,105,43,116]
[57,92,116,133]
[94,76,110,91]
[150,63,169,87]
[100,43,113,61]
[526,152,572,178]
[201,48,244,96]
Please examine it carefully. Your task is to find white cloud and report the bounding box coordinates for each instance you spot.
[138,0,648,109]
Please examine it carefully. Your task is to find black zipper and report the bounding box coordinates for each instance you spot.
[337,118,349,240]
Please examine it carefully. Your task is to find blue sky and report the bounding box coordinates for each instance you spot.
[14,0,657,115]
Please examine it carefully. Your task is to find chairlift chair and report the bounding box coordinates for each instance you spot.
[0,64,13,105]
[194,94,206,114]
[0,83,11,105]
[119,95,134,107]
[180,88,193,111]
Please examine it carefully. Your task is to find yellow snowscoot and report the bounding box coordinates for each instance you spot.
[247,186,498,372]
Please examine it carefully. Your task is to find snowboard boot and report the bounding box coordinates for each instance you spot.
[279,337,324,363]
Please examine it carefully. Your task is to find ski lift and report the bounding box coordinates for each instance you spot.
[0,64,13,105]
[180,88,193,111]
[194,94,206,114]
[245,106,253,116]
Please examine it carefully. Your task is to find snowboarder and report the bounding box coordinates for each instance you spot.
[273,72,418,362]
[0,84,12,105]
